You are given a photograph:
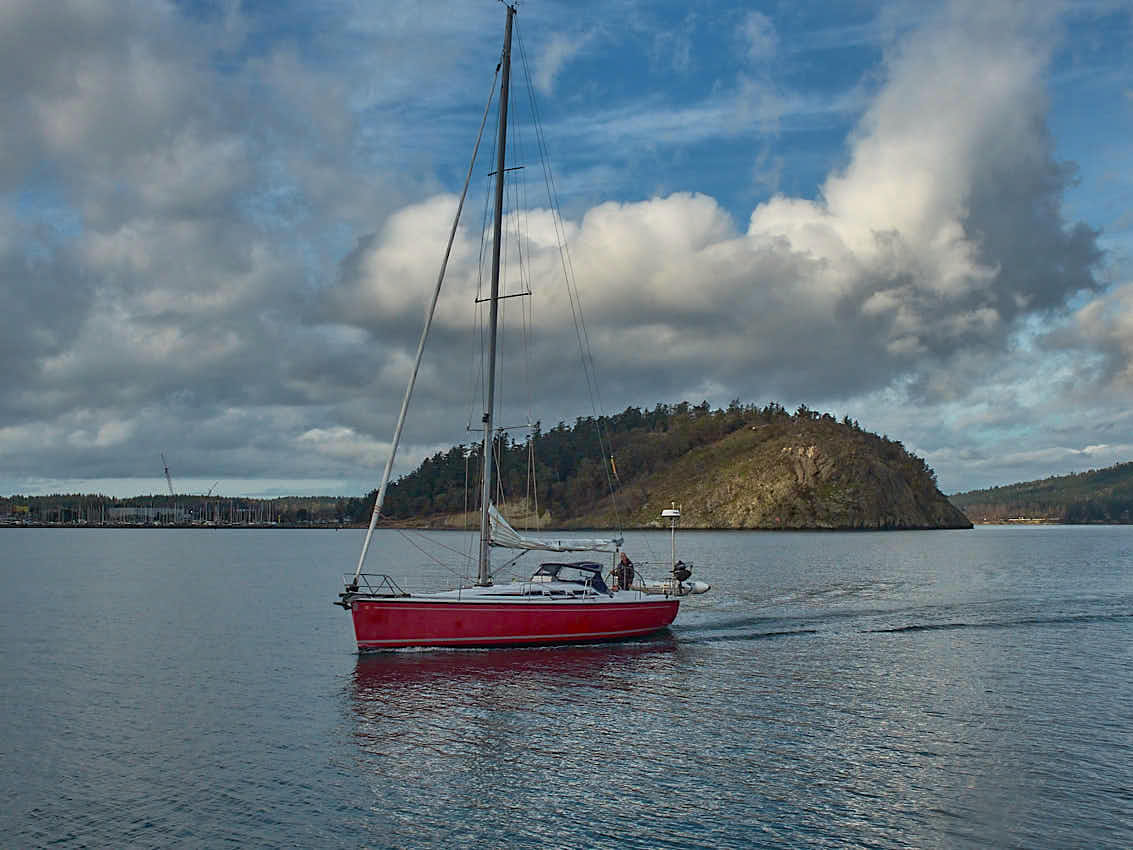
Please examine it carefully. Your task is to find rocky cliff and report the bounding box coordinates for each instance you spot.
[569,417,971,530]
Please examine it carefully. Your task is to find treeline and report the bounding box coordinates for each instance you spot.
[375,400,931,521]
[950,461,1133,523]
[0,493,366,525]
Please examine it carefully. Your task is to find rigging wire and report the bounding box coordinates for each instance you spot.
[513,98,539,533]
[515,25,625,531]
[502,97,539,534]
[395,528,473,583]
[461,79,500,560]
[352,55,502,581]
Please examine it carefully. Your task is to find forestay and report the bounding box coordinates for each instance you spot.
[488,504,623,553]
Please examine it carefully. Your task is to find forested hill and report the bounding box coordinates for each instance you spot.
[950,462,1133,523]
[378,401,971,530]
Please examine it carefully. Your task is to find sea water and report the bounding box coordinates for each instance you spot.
[1,525,1130,848]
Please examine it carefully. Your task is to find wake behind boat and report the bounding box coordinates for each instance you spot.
[337,5,708,650]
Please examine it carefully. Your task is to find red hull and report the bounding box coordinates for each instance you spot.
[350,597,680,649]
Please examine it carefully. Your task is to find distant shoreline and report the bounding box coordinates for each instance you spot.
[1,522,356,530]
[6,520,1111,531]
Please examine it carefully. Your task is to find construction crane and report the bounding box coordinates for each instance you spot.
[161,453,175,497]
[206,481,219,498]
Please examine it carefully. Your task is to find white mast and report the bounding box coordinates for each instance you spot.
[477,3,516,587]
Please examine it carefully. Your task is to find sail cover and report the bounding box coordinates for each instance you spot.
[488,504,623,553]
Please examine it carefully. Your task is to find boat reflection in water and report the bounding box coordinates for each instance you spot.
[346,635,696,844]
[352,633,678,703]
[349,635,680,756]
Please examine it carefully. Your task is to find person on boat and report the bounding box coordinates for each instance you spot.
[614,551,635,590]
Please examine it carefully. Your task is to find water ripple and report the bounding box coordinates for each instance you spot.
[2,527,1132,848]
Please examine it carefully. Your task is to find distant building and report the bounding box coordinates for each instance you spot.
[2,505,30,524]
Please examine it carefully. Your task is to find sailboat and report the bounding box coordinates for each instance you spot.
[337,4,708,650]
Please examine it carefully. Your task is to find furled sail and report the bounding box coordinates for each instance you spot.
[488,504,623,553]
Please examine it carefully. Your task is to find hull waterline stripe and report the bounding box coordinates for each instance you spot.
[349,599,676,608]
[356,625,670,647]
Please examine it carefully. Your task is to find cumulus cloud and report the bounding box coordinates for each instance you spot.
[745,2,1099,395]
[534,33,590,95]
[339,0,1101,408]
[741,11,777,64]
[1055,282,1133,388]
[0,0,1119,497]
[325,0,1110,495]
[0,0,379,487]
[295,427,391,467]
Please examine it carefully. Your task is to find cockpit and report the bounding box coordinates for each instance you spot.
[529,561,610,595]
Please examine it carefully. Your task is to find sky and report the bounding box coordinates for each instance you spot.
[1,0,1132,500]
